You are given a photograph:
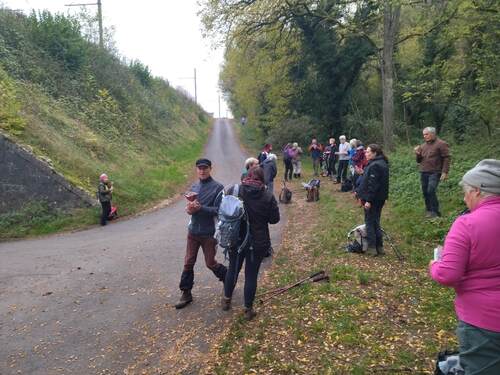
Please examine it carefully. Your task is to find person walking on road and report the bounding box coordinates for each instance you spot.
[97,173,113,226]
[414,127,450,218]
[262,153,278,194]
[355,144,389,256]
[175,158,228,309]
[222,166,280,320]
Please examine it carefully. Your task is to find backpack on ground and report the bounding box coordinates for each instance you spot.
[215,184,249,254]
[279,181,292,204]
[302,179,320,202]
[434,350,463,375]
[341,179,353,192]
[346,224,368,253]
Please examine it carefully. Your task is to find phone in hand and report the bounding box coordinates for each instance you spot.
[185,192,198,202]
[433,246,443,261]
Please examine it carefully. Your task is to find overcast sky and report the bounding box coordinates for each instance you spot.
[1,0,229,117]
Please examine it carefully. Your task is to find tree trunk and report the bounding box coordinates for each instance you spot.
[381,1,400,151]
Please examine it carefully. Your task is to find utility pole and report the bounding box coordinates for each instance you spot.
[65,0,104,48]
[218,95,221,118]
[194,68,197,105]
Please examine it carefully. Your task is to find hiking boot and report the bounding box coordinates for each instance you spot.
[376,246,385,256]
[174,290,193,309]
[366,247,378,256]
[221,297,231,311]
[244,307,257,321]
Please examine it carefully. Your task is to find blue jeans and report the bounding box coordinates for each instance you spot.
[420,172,441,214]
[457,320,500,375]
[224,246,264,308]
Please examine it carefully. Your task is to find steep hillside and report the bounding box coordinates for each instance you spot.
[0,8,209,238]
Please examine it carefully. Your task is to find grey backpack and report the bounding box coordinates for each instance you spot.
[215,185,249,253]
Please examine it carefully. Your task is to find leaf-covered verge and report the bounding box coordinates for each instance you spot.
[0,8,209,239]
[202,141,499,374]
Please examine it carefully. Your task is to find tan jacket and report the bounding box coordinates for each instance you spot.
[416,138,450,174]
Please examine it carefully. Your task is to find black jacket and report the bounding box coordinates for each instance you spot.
[356,155,389,203]
[230,184,280,256]
[188,177,224,237]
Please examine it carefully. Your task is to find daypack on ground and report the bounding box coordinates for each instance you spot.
[346,224,368,253]
[279,181,292,204]
[302,179,320,202]
[215,184,249,253]
[341,178,353,192]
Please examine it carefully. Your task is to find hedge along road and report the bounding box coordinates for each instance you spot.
[0,118,285,375]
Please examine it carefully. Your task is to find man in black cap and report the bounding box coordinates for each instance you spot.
[175,158,227,309]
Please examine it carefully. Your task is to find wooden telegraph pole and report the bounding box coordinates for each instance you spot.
[65,0,104,48]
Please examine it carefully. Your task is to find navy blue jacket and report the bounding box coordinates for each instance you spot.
[188,177,223,237]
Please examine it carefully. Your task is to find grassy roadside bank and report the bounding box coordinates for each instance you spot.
[203,142,499,374]
[0,121,209,240]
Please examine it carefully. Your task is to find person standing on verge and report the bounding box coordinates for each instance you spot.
[355,144,389,256]
[262,153,278,194]
[429,159,500,375]
[258,144,272,165]
[414,127,450,218]
[335,135,351,183]
[98,173,113,226]
[175,158,228,309]
[325,137,337,179]
[222,166,280,320]
[282,143,294,181]
[291,142,303,178]
[308,138,322,177]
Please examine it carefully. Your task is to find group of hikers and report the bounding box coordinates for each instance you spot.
[96,125,500,374]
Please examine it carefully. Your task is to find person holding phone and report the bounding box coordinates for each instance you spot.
[175,158,227,309]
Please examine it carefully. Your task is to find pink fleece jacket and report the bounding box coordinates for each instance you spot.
[430,196,500,332]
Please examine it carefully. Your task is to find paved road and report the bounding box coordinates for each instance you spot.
[0,119,284,375]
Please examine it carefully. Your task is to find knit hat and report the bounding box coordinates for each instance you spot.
[99,173,108,182]
[460,159,500,194]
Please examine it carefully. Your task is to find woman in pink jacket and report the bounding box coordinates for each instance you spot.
[429,159,500,375]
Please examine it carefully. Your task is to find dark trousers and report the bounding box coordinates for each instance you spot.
[223,246,264,309]
[100,201,111,226]
[284,159,293,181]
[179,233,227,291]
[337,160,349,182]
[420,172,441,214]
[327,158,337,176]
[364,200,384,249]
[312,158,321,176]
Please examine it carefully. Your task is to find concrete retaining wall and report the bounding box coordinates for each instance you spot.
[0,132,96,215]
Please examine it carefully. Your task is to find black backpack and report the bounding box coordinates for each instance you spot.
[341,179,353,192]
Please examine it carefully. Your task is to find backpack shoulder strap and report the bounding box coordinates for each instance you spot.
[233,184,240,197]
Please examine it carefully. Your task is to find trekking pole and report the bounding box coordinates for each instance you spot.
[381,228,404,261]
[259,272,329,305]
[256,270,325,298]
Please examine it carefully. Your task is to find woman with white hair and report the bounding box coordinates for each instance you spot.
[262,153,278,194]
[291,142,303,178]
[241,157,259,181]
[429,159,500,374]
[335,135,351,183]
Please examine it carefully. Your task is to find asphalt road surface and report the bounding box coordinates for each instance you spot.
[0,119,284,375]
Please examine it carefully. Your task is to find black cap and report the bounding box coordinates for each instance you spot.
[195,158,212,167]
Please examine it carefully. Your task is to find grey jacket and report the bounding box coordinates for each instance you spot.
[188,176,224,237]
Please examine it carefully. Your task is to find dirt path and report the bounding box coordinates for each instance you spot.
[0,119,284,375]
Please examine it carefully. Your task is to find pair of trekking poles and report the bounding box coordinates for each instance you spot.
[257,270,329,305]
